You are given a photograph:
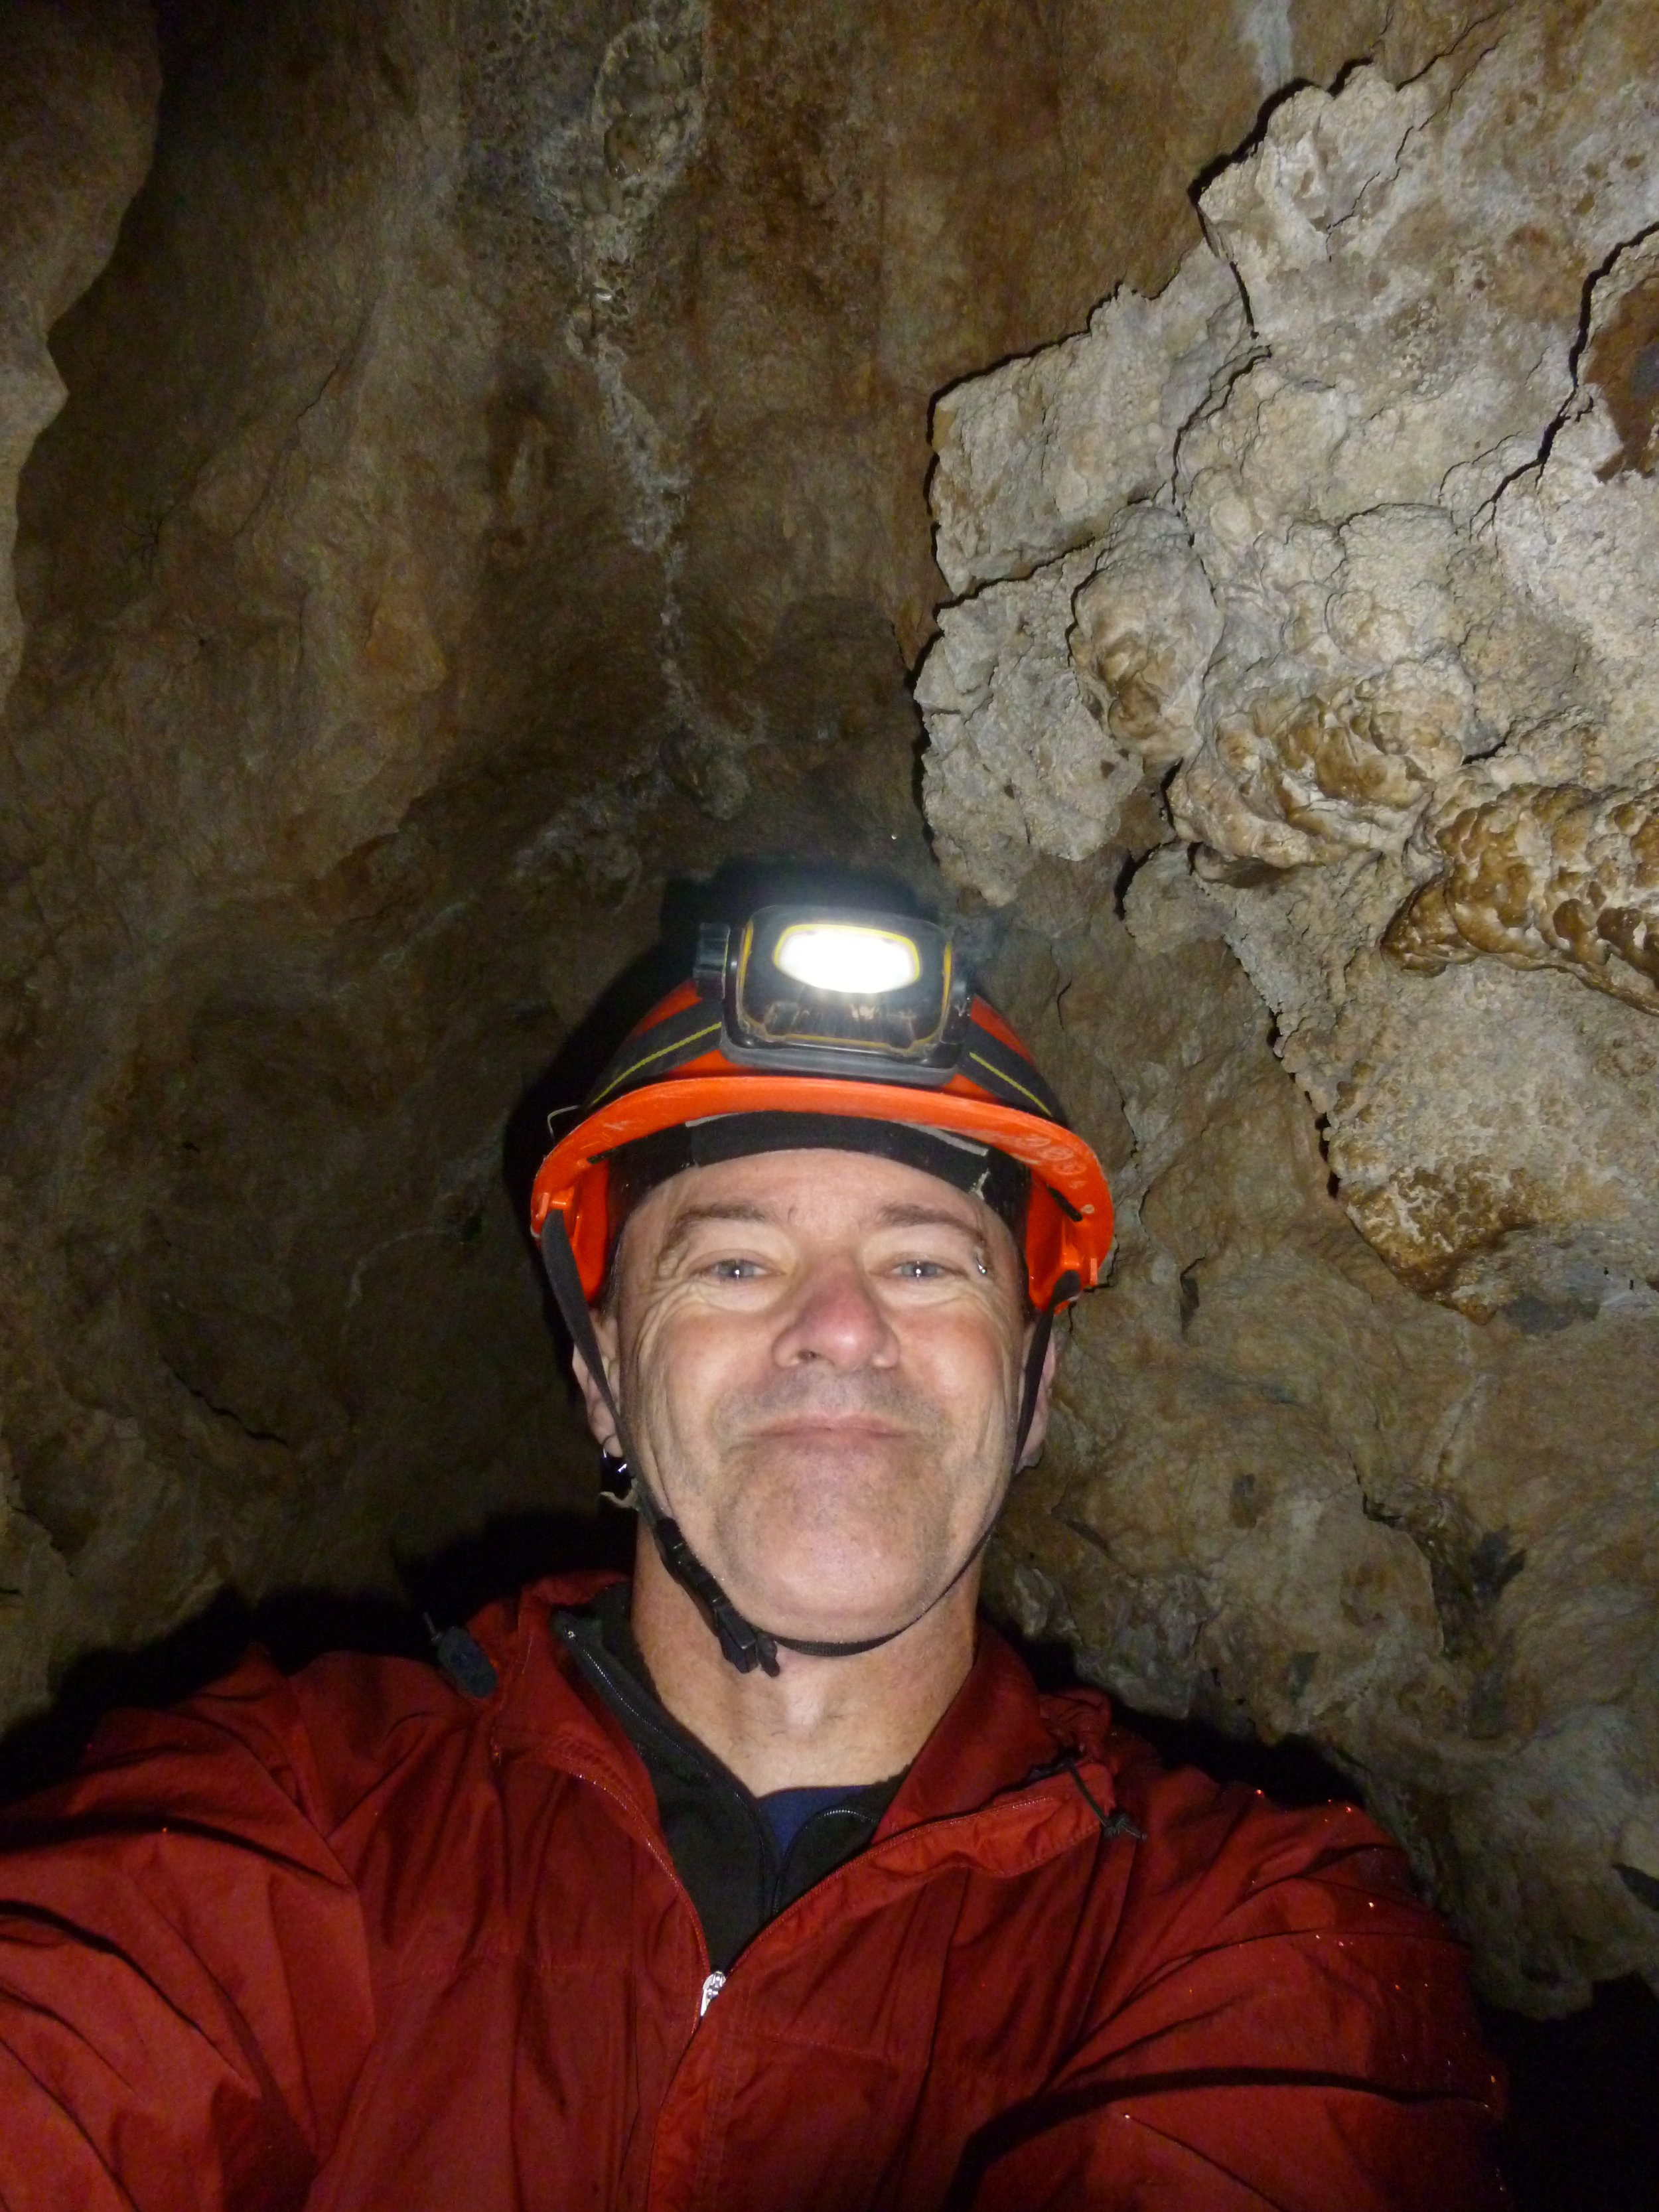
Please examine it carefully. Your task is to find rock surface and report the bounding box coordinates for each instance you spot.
[0,2,157,706]
[0,0,1398,1724]
[921,0,1659,1320]
[922,0,1659,2010]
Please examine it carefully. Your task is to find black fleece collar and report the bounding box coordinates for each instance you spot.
[552,1584,905,1971]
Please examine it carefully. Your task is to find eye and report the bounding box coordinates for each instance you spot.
[890,1258,951,1281]
[702,1256,767,1282]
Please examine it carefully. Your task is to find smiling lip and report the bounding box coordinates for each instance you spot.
[751,1417,906,1441]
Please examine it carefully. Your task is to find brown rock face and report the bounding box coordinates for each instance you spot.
[0,2,158,703]
[3,0,1654,2029]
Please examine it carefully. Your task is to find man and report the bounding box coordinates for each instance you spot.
[0,902,1504,2208]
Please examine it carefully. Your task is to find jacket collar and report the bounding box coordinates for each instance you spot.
[885,1623,1075,1828]
[472,1572,1101,1829]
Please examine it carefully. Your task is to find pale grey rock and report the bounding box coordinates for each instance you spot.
[930,251,1248,597]
[916,548,1143,905]
[928,0,1659,2016]
[1068,505,1222,772]
[1121,844,1226,955]
[919,0,1659,1305]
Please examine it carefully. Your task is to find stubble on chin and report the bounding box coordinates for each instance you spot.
[709,1416,991,1617]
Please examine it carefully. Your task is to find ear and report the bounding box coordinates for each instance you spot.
[1016,1327,1061,1469]
[571,1307,624,1457]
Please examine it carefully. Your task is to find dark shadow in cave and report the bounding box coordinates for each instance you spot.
[1483,1975,1659,2212]
[0,1509,632,1810]
[0,1584,422,1806]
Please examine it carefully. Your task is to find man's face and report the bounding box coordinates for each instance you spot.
[583,1147,1050,1645]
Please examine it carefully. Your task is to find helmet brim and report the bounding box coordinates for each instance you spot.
[530,1069,1114,1310]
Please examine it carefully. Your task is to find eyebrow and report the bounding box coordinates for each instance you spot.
[654,1201,773,1268]
[871,1202,983,1236]
[653,1196,985,1268]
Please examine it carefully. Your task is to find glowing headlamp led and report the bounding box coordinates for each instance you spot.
[772,922,922,996]
[694,905,970,1080]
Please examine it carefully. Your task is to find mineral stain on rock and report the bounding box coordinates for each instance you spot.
[1587,266,1659,477]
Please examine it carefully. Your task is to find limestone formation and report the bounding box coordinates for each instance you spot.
[930,252,1249,595]
[1066,505,1222,771]
[1387,778,1659,1013]
[914,549,1144,907]
[920,0,1659,2014]
[918,0,1659,1312]
[981,860,1659,2015]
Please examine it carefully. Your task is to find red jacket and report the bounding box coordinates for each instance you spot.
[0,1574,1504,2209]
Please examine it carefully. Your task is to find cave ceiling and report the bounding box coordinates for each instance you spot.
[3,0,1657,2018]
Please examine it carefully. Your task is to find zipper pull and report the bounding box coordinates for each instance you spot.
[698,1970,727,2019]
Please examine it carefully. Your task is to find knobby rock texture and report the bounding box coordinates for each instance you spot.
[920,0,1659,2010]
[0,0,1650,2021]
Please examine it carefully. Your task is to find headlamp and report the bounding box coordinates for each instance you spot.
[695,905,970,1079]
[772,922,922,995]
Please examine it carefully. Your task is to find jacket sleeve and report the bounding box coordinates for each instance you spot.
[0,1653,378,2212]
[957,1764,1508,2212]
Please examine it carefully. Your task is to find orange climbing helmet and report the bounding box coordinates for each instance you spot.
[529,905,1114,1313]
[529,903,1115,1675]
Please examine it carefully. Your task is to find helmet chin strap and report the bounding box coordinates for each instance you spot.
[540,1214,1054,1679]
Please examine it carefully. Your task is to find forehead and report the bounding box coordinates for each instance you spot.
[624,1145,1001,1248]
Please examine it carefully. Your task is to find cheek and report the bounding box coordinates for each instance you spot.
[626,1301,758,1439]
[904,1307,1024,1414]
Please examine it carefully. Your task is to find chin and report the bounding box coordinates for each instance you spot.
[717,1497,944,1644]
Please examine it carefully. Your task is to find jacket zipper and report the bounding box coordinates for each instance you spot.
[538,1641,1123,2024]
[555,1765,1092,2028]
[555,1759,717,2025]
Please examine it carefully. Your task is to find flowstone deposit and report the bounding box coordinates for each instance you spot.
[922,0,1659,2012]
[1386,778,1659,1014]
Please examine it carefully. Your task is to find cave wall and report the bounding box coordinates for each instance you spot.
[920,1,1659,2013]
[3,0,1652,2019]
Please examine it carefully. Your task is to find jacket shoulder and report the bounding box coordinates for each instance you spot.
[1035,1679,1412,1893]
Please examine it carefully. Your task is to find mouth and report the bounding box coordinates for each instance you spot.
[750,1417,908,1443]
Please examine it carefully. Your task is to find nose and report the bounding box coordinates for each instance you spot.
[772,1252,900,1372]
